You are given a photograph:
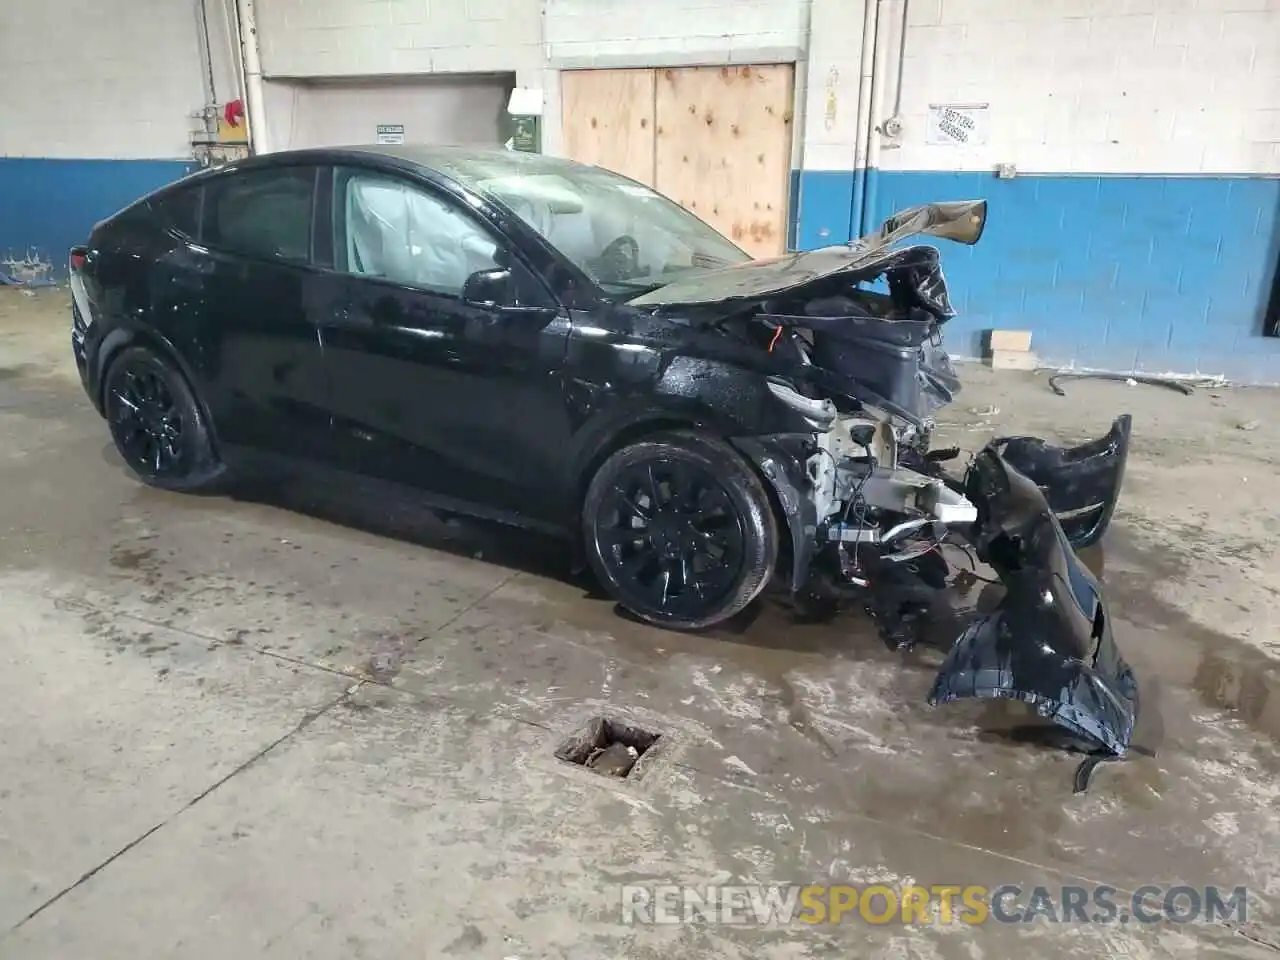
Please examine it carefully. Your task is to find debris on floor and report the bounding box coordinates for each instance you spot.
[555,715,661,779]
[1,254,55,288]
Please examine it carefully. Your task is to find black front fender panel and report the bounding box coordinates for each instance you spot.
[730,435,816,594]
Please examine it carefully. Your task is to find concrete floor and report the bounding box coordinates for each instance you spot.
[2,286,1279,959]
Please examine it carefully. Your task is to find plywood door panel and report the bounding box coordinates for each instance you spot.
[654,64,794,258]
[560,69,657,186]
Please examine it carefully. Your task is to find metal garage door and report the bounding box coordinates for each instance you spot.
[262,74,515,151]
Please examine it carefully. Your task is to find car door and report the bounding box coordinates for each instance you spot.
[185,163,333,461]
[316,165,574,526]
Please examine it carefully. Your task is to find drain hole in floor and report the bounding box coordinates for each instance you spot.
[555,716,661,779]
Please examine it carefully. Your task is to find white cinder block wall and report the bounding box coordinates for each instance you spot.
[543,0,811,63]
[254,0,545,79]
[886,0,1280,176]
[0,0,242,280]
[0,0,216,161]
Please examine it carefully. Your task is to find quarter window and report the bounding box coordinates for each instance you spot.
[204,166,316,264]
[338,171,501,296]
[151,184,203,239]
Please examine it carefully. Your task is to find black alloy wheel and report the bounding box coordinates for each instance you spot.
[583,432,778,630]
[103,346,223,492]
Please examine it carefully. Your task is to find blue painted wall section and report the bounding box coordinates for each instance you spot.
[0,158,194,281]
[791,169,856,252]
[792,169,1280,383]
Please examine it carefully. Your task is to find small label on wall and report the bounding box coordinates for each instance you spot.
[925,104,989,146]
[376,124,405,145]
[510,115,541,153]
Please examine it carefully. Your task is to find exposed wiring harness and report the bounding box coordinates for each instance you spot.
[826,444,999,587]
[945,533,1001,585]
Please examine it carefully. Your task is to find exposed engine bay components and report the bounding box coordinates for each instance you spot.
[739,410,1137,791]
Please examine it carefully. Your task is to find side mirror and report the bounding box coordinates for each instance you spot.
[462,267,514,308]
[462,266,558,317]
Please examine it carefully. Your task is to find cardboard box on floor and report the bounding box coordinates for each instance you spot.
[984,329,1036,371]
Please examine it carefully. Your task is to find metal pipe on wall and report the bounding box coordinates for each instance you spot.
[1265,256,1280,337]
[235,0,269,154]
[849,0,880,243]
[194,0,218,108]
[859,0,898,237]
[222,0,249,107]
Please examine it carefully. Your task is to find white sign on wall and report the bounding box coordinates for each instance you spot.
[376,124,405,145]
[925,104,989,146]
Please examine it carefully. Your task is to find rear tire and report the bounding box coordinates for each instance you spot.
[102,346,224,493]
[582,431,778,630]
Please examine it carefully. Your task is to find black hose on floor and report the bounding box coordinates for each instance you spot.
[1047,372,1196,398]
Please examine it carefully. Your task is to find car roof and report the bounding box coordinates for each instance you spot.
[222,143,596,187]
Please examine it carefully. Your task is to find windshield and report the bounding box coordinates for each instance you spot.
[459,161,752,295]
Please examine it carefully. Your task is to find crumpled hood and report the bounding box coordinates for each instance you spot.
[627,199,988,307]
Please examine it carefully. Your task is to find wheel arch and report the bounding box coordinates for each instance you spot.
[729,435,816,595]
[570,396,761,514]
[95,325,222,457]
[574,416,699,506]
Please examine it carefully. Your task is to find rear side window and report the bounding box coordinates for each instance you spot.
[151,185,203,239]
[204,166,316,264]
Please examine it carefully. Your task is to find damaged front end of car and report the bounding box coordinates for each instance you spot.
[742,405,1139,789]
[640,199,1141,784]
[736,402,1138,785]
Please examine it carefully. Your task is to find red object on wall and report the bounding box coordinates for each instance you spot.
[223,99,245,128]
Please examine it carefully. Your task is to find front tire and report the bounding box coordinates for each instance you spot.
[582,432,778,630]
[102,346,224,492]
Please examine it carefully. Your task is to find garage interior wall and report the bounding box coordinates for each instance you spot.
[0,0,241,282]
[249,0,542,155]
[4,0,1278,382]
[794,0,1280,382]
[262,76,516,153]
[254,0,544,83]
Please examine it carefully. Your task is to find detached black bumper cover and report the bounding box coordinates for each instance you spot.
[928,419,1137,758]
[989,415,1132,550]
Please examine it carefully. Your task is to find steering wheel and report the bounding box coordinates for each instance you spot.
[596,234,643,281]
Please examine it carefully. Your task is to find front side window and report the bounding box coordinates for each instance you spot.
[337,171,502,296]
[204,166,316,264]
[440,156,752,296]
